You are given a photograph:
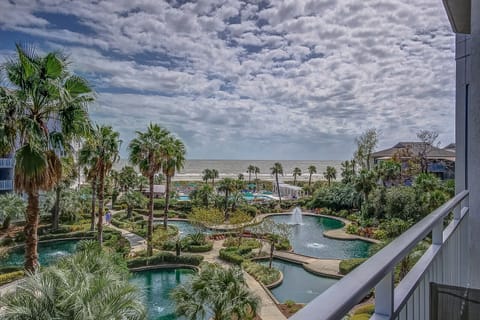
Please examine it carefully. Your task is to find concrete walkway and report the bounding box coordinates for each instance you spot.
[108,224,147,252]
[274,250,342,278]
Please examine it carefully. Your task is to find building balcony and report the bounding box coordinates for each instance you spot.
[290,190,470,320]
[0,158,14,168]
[0,180,13,191]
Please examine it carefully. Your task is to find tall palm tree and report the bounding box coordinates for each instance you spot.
[270,162,283,204]
[307,165,317,188]
[0,45,93,271]
[218,178,237,219]
[83,165,98,231]
[172,263,259,320]
[162,136,186,228]
[254,166,260,191]
[247,165,255,184]
[292,167,302,185]
[119,165,138,192]
[323,166,337,186]
[128,123,170,256]
[355,169,377,217]
[202,168,212,183]
[79,125,120,245]
[211,168,219,187]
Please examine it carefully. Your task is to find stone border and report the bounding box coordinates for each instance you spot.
[129,264,199,272]
[250,257,284,289]
[3,237,92,252]
[302,263,342,279]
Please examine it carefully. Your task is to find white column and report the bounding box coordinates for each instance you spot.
[468,0,480,287]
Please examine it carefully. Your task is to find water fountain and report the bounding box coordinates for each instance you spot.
[290,207,303,225]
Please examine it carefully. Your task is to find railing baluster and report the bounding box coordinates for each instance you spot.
[374,271,394,317]
[432,221,443,245]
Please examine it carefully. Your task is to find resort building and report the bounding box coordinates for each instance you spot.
[291,1,479,319]
[141,184,165,198]
[371,142,456,180]
[272,182,305,199]
[0,154,14,194]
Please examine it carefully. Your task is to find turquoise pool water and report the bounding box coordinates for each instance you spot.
[177,196,190,201]
[265,215,371,259]
[162,220,221,238]
[129,268,195,320]
[0,240,79,267]
[260,259,338,303]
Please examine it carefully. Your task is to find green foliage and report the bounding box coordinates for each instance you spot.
[127,252,204,268]
[339,258,367,275]
[345,224,359,235]
[189,207,224,226]
[308,184,361,211]
[171,263,260,320]
[378,218,413,238]
[0,271,24,286]
[0,193,25,229]
[0,245,146,319]
[242,260,281,285]
[219,248,245,265]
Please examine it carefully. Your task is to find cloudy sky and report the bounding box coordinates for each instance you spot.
[0,0,456,160]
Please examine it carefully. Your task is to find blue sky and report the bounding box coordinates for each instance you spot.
[0,0,456,160]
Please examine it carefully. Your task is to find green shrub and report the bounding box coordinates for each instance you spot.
[0,266,23,274]
[373,229,388,240]
[0,271,24,286]
[39,231,95,241]
[339,258,367,275]
[275,238,291,251]
[354,304,375,315]
[187,242,213,253]
[127,252,203,268]
[345,224,359,235]
[284,300,296,308]
[242,260,280,286]
[219,248,244,265]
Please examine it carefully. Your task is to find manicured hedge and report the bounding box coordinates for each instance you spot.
[242,260,280,286]
[0,271,24,286]
[127,252,203,268]
[187,242,213,253]
[339,258,367,275]
[219,248,245,265]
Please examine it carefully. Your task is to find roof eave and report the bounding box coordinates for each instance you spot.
[443,0,471,34]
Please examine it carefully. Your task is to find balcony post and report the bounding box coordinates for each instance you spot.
[374,271,394,317]
[468,0,480,288]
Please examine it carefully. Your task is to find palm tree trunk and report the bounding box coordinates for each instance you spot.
[276,173,282,204]
[308,173,312,188]
[269,241,274,269]
[97,166,105,245]
[147,175,154,256]
[52,185,61,230]
[164,175,171,229]
[90,178,96,231]
[294,175,297,185]
[24,191,40,272]
[224,190,229,220]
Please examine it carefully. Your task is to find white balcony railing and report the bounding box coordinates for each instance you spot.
[290,190,470,320]
[0,158,13,168]
[0,180,13,190]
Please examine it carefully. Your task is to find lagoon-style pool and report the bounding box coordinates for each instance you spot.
[129,268,195,320]
[264,215,371,259]
[0,239,79,267]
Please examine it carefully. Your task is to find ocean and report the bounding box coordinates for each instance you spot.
[114,159,343,181]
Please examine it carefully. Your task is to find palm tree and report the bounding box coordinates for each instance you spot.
[109,169,120,208]
[202,168,212,183]
[190,183,213,208]
[218,178,237,220]
[0,45,93,271]
[119,165,138,192]
[0,193,25,229]
[238,173,244,180]
[211,168,219,187]
[307,165,317,188]
[270,162,283,204]
[162,136,186,228]
[120,190,146,219]
[254,166,260,191]
[83,165,98,231]
[355,169,377,217]
[247,165,255,183]
[52,155,77,230]
[171,263,259,320]
[292,167,302,185]
[79,125,120,245]
[0,241,146,319]
[323,166,337,186]
[129,124,170,256]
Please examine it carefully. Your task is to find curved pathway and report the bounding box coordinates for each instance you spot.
[273,250,342,279]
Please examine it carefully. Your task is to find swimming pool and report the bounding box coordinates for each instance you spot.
[1,240,79,267]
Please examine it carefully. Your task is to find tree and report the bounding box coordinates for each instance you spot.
[376,160,401,187]
[119,190,146,219]
[161,136,186,228]
[354,128,379,170]
[1,45,93,271]
[254,166,260,191]
[355,169,377,216]
[292,167,302,185]
[83,165,98,231]
[79,125,120,245]
[270,162,283,204]
[154,173,165,185]
[108,169,120,209]
[0,241,146,319]
[416,130,439,173]
[247,165,255,184]
[218,177,237,220]
[323,166,337,187]
[251,219,291,268]
[190,183,214,208]
[341,160,356,184]
[238,173,245,180]
[128,123,170,256]
[307,165,317,189]
[0,193,25,229]
[202,168,212,183]
[119,165,138,192]
[211,169,219,187]
[171,263,259,320]
[51,155,77,230]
